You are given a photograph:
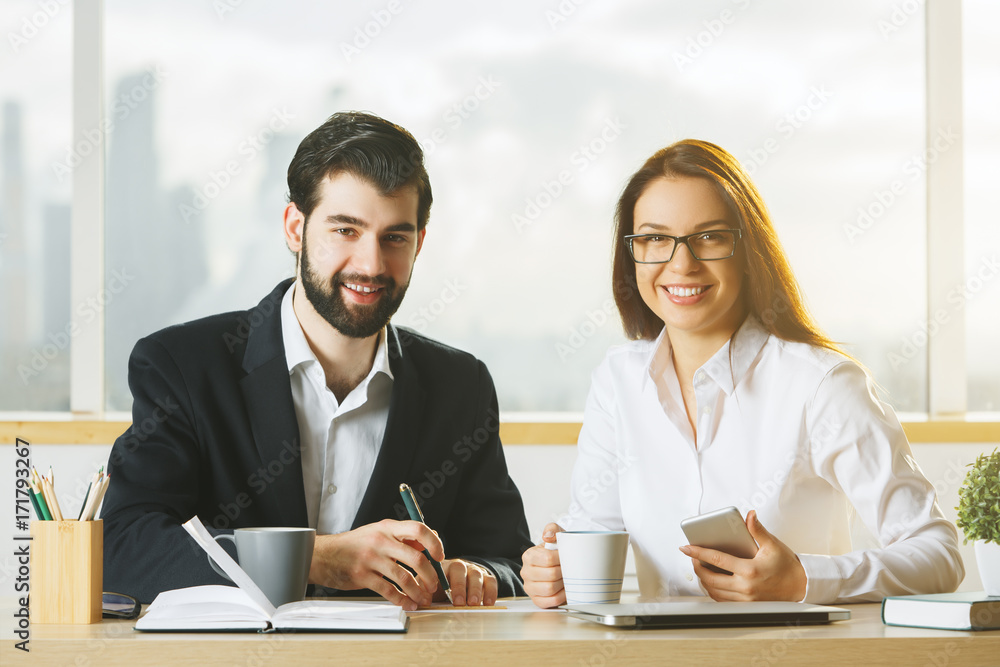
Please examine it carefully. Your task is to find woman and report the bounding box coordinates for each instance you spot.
[521,140,963,607]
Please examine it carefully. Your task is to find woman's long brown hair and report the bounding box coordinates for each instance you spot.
[612,139,842,356]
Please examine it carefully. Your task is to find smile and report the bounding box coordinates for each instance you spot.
[665,285,707,297]
[343,283,383,294]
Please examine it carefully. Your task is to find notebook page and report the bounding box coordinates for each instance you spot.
[182,516,277,617]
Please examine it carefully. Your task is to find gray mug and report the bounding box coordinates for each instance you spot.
[208,527,316,607]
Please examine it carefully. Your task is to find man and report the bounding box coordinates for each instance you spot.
[102,111,532,609]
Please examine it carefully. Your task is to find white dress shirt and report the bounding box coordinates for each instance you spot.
[560,316,963,604]
[281,283,393,536]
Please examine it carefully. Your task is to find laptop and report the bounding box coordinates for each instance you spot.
[564,601,851,628]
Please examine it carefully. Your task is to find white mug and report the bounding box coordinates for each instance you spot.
[554,531,629,605]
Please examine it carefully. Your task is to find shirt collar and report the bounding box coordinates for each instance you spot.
[644,316,770,395]
[645,327,672,393]
[369,325,393,381]
[280,281,394,382]
[281,283,314,374]
[704,316,769,394]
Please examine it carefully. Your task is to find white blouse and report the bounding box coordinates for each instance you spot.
[559,316,963,604]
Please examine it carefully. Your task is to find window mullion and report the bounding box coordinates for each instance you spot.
[69,0,105,415]
[926,0,966,416]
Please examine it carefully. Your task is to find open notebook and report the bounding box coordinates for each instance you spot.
[135,585,406,633]
[134,516,407,633]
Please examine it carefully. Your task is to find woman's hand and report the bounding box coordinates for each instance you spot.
[520,523,565,608]
[680,510,807,602]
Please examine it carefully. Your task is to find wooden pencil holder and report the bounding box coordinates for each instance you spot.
[30,520,103,624]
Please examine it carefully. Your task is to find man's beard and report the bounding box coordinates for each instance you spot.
[299,235,410,339]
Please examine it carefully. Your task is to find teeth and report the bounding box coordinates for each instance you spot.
[345,283,380,294]
[667,285,706,297]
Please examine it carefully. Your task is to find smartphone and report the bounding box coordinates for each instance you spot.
[680,506,758,575]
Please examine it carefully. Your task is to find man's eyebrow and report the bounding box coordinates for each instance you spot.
[325,214,367,228]
[384,222,417,233]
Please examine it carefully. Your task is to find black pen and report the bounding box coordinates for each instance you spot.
[399,483,453,604]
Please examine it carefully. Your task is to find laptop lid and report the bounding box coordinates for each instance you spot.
[564,601,851,628]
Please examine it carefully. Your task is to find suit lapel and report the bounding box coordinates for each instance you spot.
[353,326,425,528]
[240,280,309,527]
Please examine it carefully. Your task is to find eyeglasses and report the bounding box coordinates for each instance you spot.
[625,229,742,263]
[102,592,141,619]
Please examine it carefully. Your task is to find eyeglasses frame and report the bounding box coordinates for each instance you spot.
[624,228,742,264]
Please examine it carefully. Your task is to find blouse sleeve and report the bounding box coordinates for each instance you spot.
[798,361,964,603]
[558,355,627,532]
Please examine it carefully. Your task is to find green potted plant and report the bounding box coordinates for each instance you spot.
[956,448,1000,596]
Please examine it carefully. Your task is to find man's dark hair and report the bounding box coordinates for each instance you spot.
[287,111,432,229]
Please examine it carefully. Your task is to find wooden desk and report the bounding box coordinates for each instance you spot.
[3,602,998,666]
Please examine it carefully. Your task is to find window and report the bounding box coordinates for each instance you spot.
[1,1,72,410]
[5,1,994,419]
[964,0,1000,412]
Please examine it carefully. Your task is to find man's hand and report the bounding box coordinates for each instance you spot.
[440,559,498,606]
[520,522,565,608]
[309,519,444,611]
[679,510,807,602]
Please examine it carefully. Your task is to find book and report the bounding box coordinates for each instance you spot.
[134,515,406,633]
[881,591,1000,631]
[135,585,408,633]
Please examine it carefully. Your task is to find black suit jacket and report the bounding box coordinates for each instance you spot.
[102,279,532,603]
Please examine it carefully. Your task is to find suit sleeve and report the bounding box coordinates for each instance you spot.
[442,361,533,597]
[102,336,233,603]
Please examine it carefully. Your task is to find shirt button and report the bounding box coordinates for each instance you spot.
[696,372,706,382]
[702,406,711,415]
[686,573,693,581]
[327,484,337,494]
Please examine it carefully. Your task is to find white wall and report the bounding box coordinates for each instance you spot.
[2,441,996,595]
